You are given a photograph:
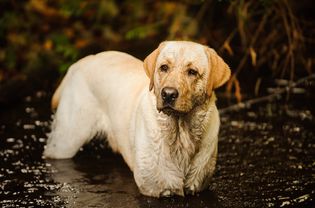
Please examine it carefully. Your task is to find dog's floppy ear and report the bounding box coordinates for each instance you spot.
[143,42,166,91]
[205,47,231,96]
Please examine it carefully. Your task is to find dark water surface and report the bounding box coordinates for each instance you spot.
[0,89,314,207]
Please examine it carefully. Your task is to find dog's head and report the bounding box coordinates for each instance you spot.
[144,41,230,116]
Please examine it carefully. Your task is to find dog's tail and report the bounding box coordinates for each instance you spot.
[51,81,63,110]
[51,65,74,110]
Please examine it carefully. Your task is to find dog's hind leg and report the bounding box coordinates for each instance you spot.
[43,72,101,159]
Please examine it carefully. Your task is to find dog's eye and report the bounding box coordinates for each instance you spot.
[160,64,169,72]
[187,68,198,76]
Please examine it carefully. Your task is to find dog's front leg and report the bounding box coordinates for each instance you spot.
[134,148,185,197]
[184,137,218,195]
[133,134,185,197]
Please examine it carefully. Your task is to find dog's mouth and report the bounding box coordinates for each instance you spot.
[158,106,186,117]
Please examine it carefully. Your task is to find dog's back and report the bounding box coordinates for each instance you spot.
[45,51,149,168]
[51,52,147,108]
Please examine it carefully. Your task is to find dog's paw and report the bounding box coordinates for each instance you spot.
[184,184,198,195]
[160,189,172,197]
[160,188,184,197]
[184,177,202,195]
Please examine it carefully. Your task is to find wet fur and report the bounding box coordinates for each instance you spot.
[44,41,230,197]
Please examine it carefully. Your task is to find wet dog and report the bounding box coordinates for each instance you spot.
[44,41,230,197]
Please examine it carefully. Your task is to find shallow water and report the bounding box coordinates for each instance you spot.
[0,88,314,207]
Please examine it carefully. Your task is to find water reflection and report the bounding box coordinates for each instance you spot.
[48,153,221,208]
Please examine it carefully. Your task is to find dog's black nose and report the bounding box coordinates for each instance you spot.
[161,87,178,104]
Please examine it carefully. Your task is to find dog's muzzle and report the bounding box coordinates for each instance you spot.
[161,87,178,106]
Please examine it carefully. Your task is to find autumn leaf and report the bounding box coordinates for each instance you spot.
[249,47,257,66]
[43,39,53,50]
[28,0,60,17]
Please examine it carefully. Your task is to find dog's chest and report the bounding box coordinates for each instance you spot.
[160,115,205,175]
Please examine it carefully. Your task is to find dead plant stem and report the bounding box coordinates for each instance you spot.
[219,73,315,114]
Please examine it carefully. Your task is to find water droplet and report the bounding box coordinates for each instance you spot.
[39,138,46,143]
[293,127,300,132]
[280,200,290,207]
[25,107,35,113]
[6,138,15,143]
[294,194,310,203]
[25,96,32,102]
[247,111,257,118]
[16,120,22,127]
[264,137,275,145]
[23,124,35,130]
[36,91,46,98]
[35,120,41,126]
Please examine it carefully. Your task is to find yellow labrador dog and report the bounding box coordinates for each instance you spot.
[44,41,230,197]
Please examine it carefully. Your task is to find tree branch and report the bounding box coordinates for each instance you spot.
[219,73,315,114]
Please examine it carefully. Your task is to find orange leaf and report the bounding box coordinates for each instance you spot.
[43,39,53,50]
[29,0,59,17]
[75,39,88,49]
[249,47,257,66]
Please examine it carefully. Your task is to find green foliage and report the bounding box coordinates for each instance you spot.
[0,0,313,98]
[125,23,161,40]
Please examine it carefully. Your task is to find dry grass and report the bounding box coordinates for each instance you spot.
[217,0,311,101]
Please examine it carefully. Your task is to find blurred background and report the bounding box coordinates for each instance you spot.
[1,1,315,207]
[0,0,314,105]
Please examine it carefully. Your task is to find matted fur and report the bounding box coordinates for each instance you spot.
[43,41,230,197]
